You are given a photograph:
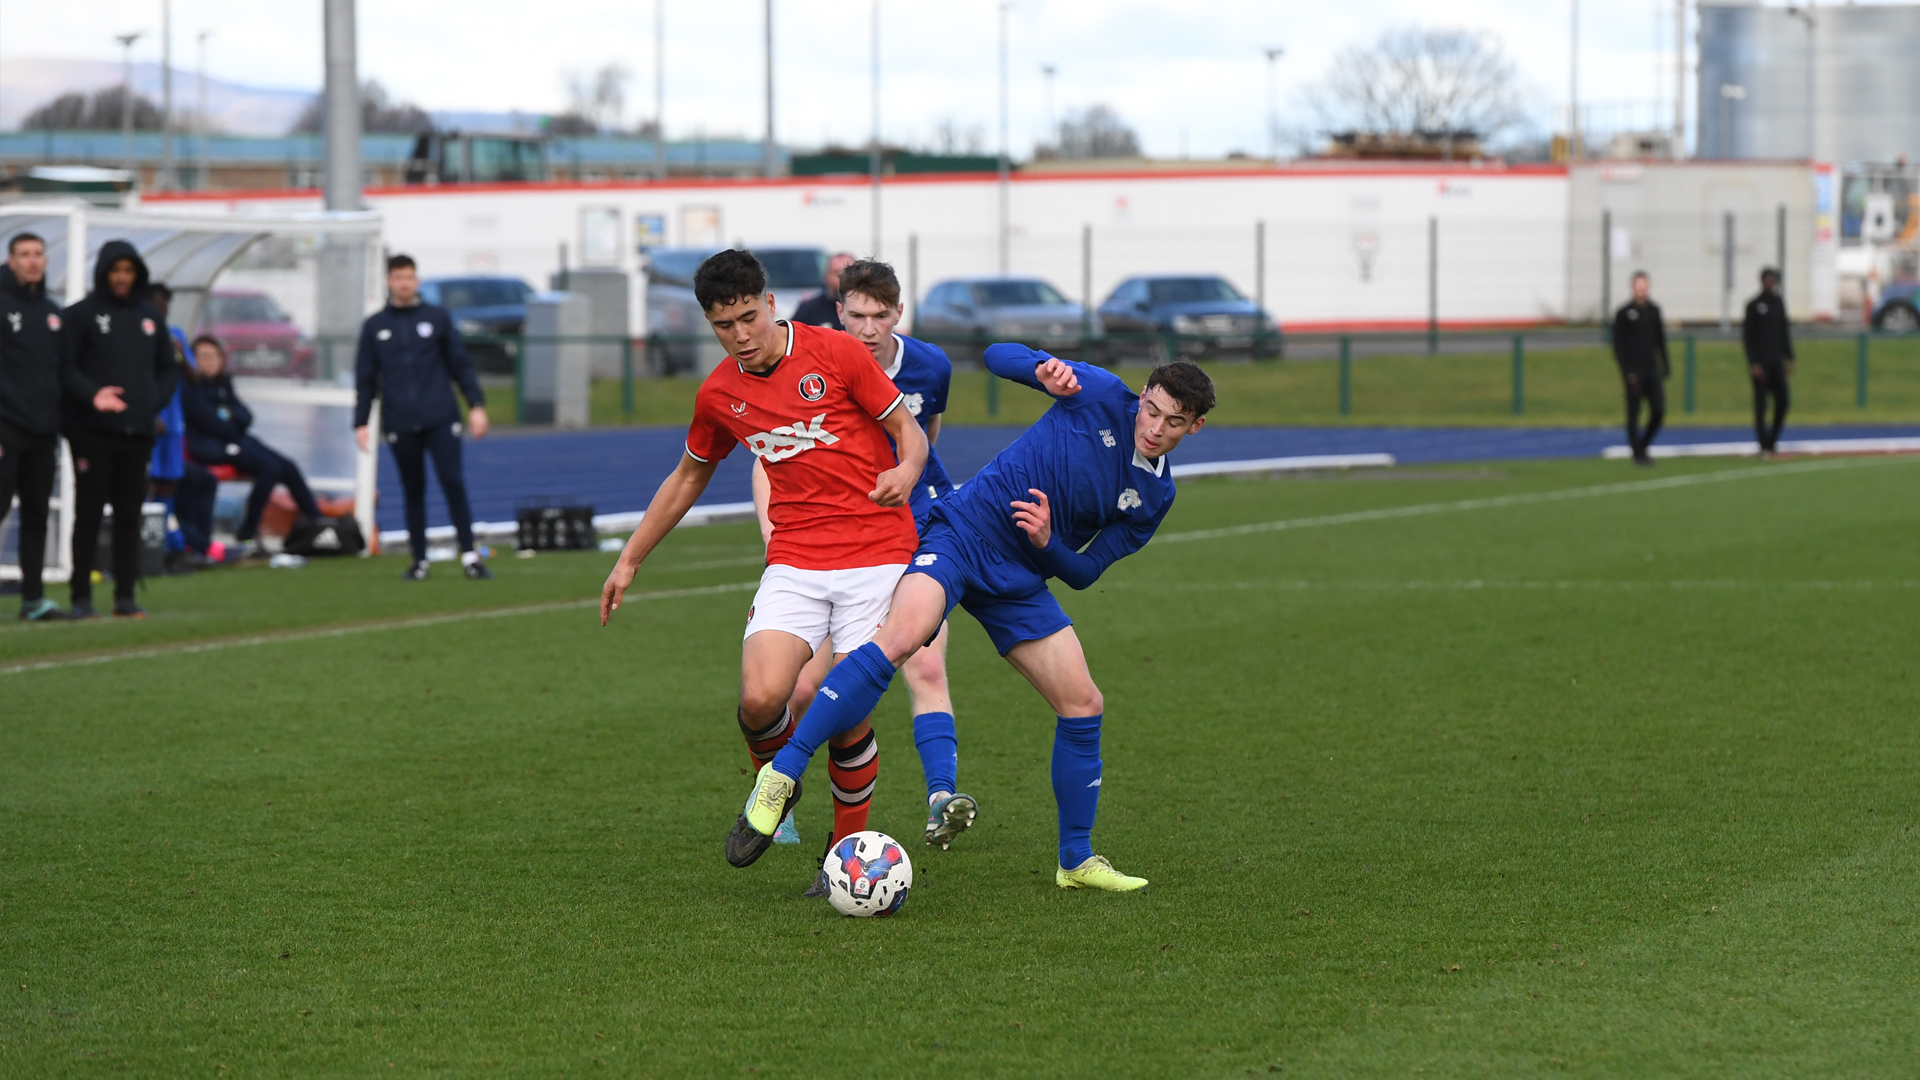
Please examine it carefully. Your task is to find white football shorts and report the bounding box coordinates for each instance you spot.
[742,563,907,653]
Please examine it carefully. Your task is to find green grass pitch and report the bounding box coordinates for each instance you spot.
[5,455,1920,1076]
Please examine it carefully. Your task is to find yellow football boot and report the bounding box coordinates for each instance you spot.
[1055,855,1148,892]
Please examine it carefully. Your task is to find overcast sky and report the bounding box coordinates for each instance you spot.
[0,1,1837,155]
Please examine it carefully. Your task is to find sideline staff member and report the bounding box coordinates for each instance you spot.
[353,254,492,581]
[791,251,855,330]
[0,232,67,620]
[1611,270,1671,467]
[61,240,179,618]
[1742,267,1794,455]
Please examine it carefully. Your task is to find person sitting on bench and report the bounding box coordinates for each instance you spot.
[180,335,322,545]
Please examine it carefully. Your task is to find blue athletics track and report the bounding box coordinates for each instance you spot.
[374,423,1920,536]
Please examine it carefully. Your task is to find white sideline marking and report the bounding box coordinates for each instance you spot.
[1152,456,1890,545]
[1104,579,1920,592]
[1600,436,1920,460]
[0,581,758,678]
[1170,453,1396,478]
[380,502,758,548]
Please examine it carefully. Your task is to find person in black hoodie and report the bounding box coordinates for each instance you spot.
[1611,271,1671,467]
[353,253,491,581]
[182,335,323,544]
[60,239,180,618]
[1742,267,1795,455]
[0,231,67,620]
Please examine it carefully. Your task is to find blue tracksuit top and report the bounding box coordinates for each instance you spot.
[940,343,1176,590]
[885,333,955,525]
[353,301,486,432]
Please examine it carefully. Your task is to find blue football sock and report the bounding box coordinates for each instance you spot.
[770,642,897,780]
[913,711,958,800]
[1051,713,1102,869]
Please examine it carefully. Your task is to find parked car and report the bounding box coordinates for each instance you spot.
[643,245,829,374]
[1872,281,1920,332]
[1097,275,1281,361]
[419,275,534,375]
[202,289,316,378]
[912,276,1102,365]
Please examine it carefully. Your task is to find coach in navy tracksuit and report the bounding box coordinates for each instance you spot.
[0,232,67,620]
[353,254,491,581]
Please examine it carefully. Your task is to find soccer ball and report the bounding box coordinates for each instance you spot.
[822,830,913,917]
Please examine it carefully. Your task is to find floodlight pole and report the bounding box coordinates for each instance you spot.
[1567,0,1580,161]
[116,32,143,177]
[196,30,211,190]
[997,1,1010,275]
[870,0,881,257]
[1040,64,1056,149]
[1264,47,1284,163]
[763,0,777,179]
[1786,6,1816,162]
[653,0,666,180]
[159,0,174,191]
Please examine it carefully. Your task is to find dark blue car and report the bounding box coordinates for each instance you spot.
[419,275,534,374]
[1873,281,1920,332]
[1097,275,1281,361]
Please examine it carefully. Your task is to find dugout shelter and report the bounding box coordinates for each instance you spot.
[0,200,384,585]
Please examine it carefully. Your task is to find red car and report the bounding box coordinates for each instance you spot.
[202,290,317,378]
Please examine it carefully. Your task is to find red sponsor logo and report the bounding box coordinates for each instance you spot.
[141,318,156,336]
[46,314,60,331]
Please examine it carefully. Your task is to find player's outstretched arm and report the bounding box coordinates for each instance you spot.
[1012,488,1164,591]
[601,454,719,625]
[869,403,930,507]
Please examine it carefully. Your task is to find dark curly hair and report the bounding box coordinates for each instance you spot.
[693,249,769,312]
[1144,360,1216,418]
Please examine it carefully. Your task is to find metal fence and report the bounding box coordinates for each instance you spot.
[303,325,1919,424]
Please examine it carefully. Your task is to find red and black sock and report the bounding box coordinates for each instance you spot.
[740,706,794,774]
[827,728,878,846]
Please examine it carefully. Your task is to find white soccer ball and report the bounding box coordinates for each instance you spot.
[822,830,913,917]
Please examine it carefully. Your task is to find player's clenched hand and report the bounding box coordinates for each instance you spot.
[869,463,914,507]
[1035,358,1080,397]
[600,558,638,626]
[1011,488,1053,549]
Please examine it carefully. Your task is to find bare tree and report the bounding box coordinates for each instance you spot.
[291,79,431,134]
[1307,28,1525,145]
[1037,104,1141,159]
[927,117,985,155]
[24,87,163,131]
[565,63,632,134]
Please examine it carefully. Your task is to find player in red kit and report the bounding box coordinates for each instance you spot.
[599,249,928,877]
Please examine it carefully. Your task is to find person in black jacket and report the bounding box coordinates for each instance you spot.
[353,253,491,581]
[1742,267,1794,455]
[790,252,855,330]
[60,239,180,618]
[0,231,67,620]
[1611,271,1671,467]
[182,335,323,543]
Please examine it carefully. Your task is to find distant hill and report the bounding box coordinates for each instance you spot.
[1,58,545,137]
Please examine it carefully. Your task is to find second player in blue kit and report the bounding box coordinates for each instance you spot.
[730,338,1218,892]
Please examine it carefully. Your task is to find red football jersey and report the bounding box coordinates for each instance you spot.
[685,321,918,570]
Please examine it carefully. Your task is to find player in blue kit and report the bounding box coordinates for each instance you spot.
[727,343,1216,891]
[751,260,979,881]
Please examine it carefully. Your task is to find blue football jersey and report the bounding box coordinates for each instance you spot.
[940,344,1176,590]
[885,334,955,523]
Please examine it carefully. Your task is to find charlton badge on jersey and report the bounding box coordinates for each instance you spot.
[47,314,60,331]
[141,318,156,336]
[798,373,826,402]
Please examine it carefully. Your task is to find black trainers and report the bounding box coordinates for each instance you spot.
[68,598,99,619]
[725,776,803,869]
[802,869,831,899]
[18,597,66,621]
[401,560,431,581]
[111,598,147,619]
[463,559,493,580]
